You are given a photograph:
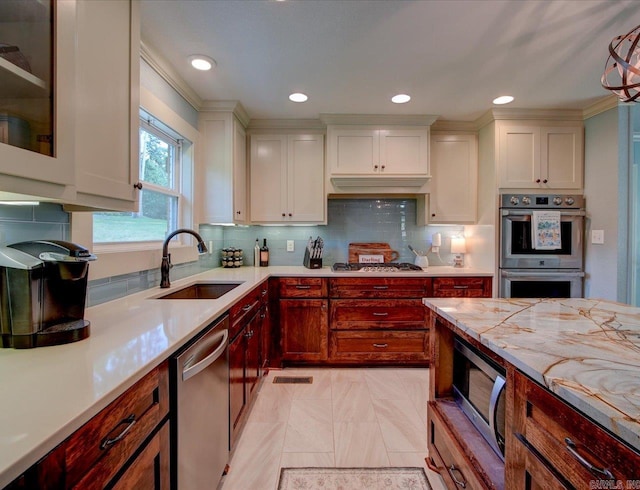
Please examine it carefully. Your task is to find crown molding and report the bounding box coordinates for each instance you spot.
[199,100,251,126]
[319,113,439,126]
[430,119,479,132]
[582,95,620,119]
[246,119,326,131]
[140,40,203,111]
[487,107,584,121]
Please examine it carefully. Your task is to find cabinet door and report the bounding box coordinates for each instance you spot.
[200,112,247,224]
[0,1,76,200]
[229,332,246,443]
[233,120,248,222]
[328,128,379,174]
[110,422,170,490]
[430,133,477,223]
[250,134,287,221]
[280,299,328,361]
[287,134,325,222]
[498,125,541,188]
[540,126,583,189]
[245,311,261,403]
[379,129,429,175]
[73,0,140,210]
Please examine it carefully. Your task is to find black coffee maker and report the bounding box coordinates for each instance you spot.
[0,240,96,348]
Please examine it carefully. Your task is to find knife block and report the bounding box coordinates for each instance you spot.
[303,248,322,269]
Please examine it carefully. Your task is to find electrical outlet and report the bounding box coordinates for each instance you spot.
[591,230,604,244]
[286,240,295,252]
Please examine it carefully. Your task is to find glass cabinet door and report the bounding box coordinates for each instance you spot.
[0,0,53,156]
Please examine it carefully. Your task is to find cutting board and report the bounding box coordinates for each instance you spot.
[348,242,400,263]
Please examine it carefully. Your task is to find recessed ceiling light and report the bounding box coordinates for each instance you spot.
[391,94,411,104]
[493,95,514,105]
[289,92,308,103]
[189,55,216,71]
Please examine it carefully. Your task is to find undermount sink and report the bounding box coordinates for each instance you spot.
[155,282,243,300]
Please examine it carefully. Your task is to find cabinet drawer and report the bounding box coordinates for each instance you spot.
[278,277,327,298]
[428,401,488,490]
[432,277,491,297]
[329,277,429,298]
[64,363,169,488]
[330,299,426,329]
[230,286,262,339]
[518,373,640,486]
[329,330,428,362]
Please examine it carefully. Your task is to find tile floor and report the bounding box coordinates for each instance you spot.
[219,367,446,490]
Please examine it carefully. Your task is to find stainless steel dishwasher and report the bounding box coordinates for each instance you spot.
[172,314,229,489]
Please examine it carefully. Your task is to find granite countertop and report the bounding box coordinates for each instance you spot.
[422,297,640,452]
[0,265,492,487]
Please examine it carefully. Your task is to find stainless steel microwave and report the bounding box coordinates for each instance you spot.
[452,337,506,460]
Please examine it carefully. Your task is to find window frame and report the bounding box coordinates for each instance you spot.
[72,85,199,280]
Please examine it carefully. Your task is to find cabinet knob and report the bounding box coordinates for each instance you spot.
[236,210,241,215]
[535,179,541,183]
[373,164,379,170]
[381,165,385,171]
[282,213,286,217]
[133,182,143,190]
[543,179,548,184]
[431,213,436,217]
[288,213,292,217]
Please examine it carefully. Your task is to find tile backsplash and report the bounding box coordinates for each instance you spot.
[0,199,464,306]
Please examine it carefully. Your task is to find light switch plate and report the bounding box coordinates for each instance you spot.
[591,230,604,244]
[286,240,294,252]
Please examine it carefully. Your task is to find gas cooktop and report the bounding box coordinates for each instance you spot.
[332,262,424,272]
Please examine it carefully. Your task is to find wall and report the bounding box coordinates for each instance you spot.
[207,198,465,267]
[583,106,626,301]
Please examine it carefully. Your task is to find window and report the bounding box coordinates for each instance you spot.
[93,111,186,244]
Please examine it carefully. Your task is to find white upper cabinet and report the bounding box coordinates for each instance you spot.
[0,0,140,209]
[328,127,429,177]
[498,123,583,189]
[429,133,478,223]
[250,133,325,223]
[199,111,247,224]
[72,0,140,211]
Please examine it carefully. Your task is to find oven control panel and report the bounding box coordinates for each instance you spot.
[501,194,584,209]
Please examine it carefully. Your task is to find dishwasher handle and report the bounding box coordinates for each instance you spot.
[182,329,229,381]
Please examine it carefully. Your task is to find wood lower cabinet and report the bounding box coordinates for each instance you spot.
[328,277,430,365]
[229,281,266,448]
[432,276,492,297]
[7,364,170,489]
[507,370,640,488]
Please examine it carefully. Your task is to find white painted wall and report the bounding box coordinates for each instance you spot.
[583,107,624,301]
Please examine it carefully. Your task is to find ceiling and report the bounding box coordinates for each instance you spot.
[140,0,640,123]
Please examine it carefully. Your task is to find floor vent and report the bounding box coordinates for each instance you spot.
[273,376,313,384]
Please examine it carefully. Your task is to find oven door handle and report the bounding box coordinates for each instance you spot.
[501,209,585,217]
[501,270,585,278]
[489,375,506,441]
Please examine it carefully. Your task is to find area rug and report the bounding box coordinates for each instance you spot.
[277,467,432,490]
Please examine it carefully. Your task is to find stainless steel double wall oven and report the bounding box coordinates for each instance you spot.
[499,194,585,298]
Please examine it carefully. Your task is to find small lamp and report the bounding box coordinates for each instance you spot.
[451,237,467,268]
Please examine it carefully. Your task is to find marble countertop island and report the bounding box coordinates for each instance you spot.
[422,297,640,453]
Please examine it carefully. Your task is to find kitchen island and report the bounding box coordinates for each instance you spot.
[423,297,640,488]
[0,265,491,488]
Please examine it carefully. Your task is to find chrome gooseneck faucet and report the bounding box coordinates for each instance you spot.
[160,228,208,288]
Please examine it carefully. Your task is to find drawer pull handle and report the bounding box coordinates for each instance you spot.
[373,286,389,290]
[295,285,312,289]
[373,343,388,348]
[100,414,136,450]
[242,304,253,312]
[565,437,614,479]
[372,312,389,316]
[453,285,469,289]
[447,464,467,488]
